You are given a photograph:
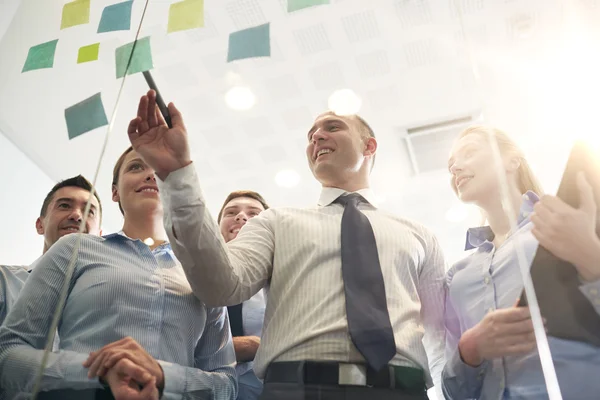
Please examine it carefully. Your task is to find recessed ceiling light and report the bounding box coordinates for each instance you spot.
[275,169,300,188]
[225,86,256,110]
[328,89,362,115]
[445,203,469,223]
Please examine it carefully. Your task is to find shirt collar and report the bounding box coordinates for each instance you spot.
[465,191,539,250]
[103,231,171,249]
[317,187,378,208]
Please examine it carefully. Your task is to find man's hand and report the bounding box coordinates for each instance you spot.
[104,358,159,400]
[532,172,600,282]
[233,336,261,362]
[83,337,164,390]
[128,90,192,181]
[458,304,536,367]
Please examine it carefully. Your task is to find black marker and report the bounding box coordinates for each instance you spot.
[142,70,172,128]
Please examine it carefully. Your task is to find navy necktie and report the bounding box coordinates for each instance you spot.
[336,193,396,371]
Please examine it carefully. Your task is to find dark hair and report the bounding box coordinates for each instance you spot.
[112,146,134,215]
[40,175,103,224]
[321,111,377,170]
[217,190,270,223]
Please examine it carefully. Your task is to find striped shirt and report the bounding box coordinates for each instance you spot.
[0,232,237,399]
[158,164,447,398]
[0,264,29,325]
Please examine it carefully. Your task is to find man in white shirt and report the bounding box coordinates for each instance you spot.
[126,90,447,400]
[1,175,102,325]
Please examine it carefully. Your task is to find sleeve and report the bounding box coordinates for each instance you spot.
[0,236,103,396]
[156,163,275,307]
[441,268,487,400]
[159,306,237,400]
[417,234,447,400]
[579,279,600,316]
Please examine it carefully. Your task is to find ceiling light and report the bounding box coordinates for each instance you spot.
[275,169,300,188]
[225,86,255,110]
[445,203,469,223]
[328,89,362,115]
[143,237,155,246]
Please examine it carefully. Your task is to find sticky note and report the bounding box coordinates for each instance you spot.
[61,0,90,29]
[98,0,133,33]
[167,0,204,33]
[227,23,270,62]
[22,39,59,73]
[65,93,109,140]
[77,43,100,63]
[288,0,330,13]
[115,36,153,78]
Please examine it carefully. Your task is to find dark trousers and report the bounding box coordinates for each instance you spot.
[37,388,114,400]
[259,382,429,400]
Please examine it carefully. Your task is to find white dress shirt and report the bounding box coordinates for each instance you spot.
[157,164,447,396]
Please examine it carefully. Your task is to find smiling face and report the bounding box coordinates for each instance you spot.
[448,132,520,206]
[218,196,265,243]
[36,186,101,252]
[305,112,377,188]
[112,150,162,217]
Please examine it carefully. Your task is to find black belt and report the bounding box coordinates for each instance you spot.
[37,388,114,400]
[264,361,426,393]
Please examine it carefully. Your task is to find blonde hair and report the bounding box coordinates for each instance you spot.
[452,125,543,197]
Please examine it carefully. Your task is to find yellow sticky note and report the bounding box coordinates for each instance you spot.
[77,43,100,64]
[61,0,90,30]
[167,0,204,33]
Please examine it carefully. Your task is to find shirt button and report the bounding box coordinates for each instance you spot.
[484,276,491,285]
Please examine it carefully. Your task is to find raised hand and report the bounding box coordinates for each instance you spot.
[127,90,192,181]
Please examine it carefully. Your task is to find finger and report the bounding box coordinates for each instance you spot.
[155,105,166,126]
[146,90,158,128]
[88,351,110,378]
[531,227,552,249]
[140,377,158,399]
[491,306,531,323]
[577,171,596,216]
[502,319,535,336]
[503,340,537,356]
[530,212,552,236]
[137,95,149,123]
[532,202,555,224]
[104,350,137,372]
[538,195,569,214]
[114,358,153,385]
[168,102,186,130]
[127,117,141,135]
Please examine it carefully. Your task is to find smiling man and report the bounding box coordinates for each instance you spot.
[1,175,103,325]
[125,89,448,400]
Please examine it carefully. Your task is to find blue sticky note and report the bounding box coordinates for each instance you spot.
[22,39,59,72]
[115,36,153,78]
[227,23,270,62]
[98,0,133,33]
[65,93,109,139]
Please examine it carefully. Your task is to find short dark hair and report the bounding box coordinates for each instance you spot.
[217,190,270,223]
[321,111,376,170]
[112,146,134,215]
[40,175,103,224]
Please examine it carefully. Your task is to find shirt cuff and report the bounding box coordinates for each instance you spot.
[64,351,103,389]
[443,346,487,397]
[156,162,204,211]
[158,360,186,398]
[579,279,600,315]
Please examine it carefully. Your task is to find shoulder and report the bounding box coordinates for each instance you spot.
[0,265,30,283]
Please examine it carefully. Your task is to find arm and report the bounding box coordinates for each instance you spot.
[0,236,103,395]
[159,306,237,400]
[417,235,447,400]
[441,270,487,400]
[157,164,275,306]
[233,336,261,362]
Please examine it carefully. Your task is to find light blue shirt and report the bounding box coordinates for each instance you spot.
[442,192,600,400]
[0,232,237,400]
[236,289,266,400]
[0,264,29,325]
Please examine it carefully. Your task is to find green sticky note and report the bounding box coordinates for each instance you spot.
[288,0,330,12]
[77,43,100,63]
[61,0,90,29]
[65,93,109,140]
[98,0,133,33]
[167,0,204,33]
[227,23,270,62]
[22,39,59,73]
[115,36,153,78]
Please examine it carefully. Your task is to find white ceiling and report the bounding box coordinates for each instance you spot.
[1,0,599,264]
